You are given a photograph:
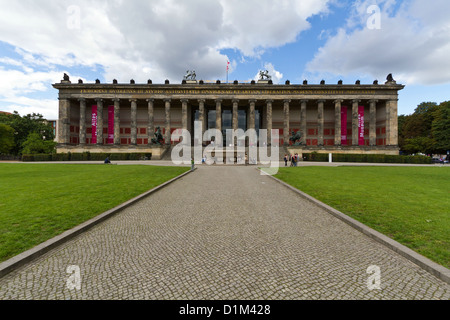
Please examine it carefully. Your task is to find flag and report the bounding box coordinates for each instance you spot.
[227,60,230,71]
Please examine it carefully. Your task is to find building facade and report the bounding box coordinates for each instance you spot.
[53,75,404,159]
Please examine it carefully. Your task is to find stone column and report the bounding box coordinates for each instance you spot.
[113,99,120,145]
[369,100,378,146]
[317,100,325,146]
[164,99,171,145]
[266,100,273,145]
[130,99,137,145]
[58,98,70,144]
[249,99,256,130]
[216,99,222,132]
[300,100,308,145]
[146,99,154,145]
[386,99,398,146]
[334,99,343,146]
[96,99,104,146]
[79,98,86,146]
[181,99,189,145]
[232,99,239,131]
[198,99,206,136]
[352,99,360,146]
[283,99,290,145]
[181,99,188,130]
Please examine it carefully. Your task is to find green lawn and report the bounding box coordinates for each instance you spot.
[0,164,189,263]
[274,166,450,269]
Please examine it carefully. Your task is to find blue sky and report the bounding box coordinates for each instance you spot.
[0,0,449,119]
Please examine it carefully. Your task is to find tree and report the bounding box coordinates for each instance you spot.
[21,132,57,155]
[399,101,441,155]
[432,101,450,154]
[0,112,55,155]
[398,114,407,149]
[402,137,436,155]
[0,123,15,154]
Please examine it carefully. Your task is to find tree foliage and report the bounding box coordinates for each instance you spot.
[399,101,450,155]
[0,123,15,154]
[0,111,55,155]
[21,132,57,155]
[431,101,450,153]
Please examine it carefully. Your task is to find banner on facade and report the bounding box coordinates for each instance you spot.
[358,106,365,146]
[108,106,114,144]
[341,106,348,145]
[91,105,98,144]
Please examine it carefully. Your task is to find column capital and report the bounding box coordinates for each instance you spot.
[198,99,206,104]
[78,98,86,102]
[352,99,361,104]
[215,99,223,103]
[283,99,291,104]
[300,99,309,104]
[129,98,137,103]
[249,99,257,104]
[265,99,274,104]
[180,99,189,104]
[112,98,120,102]
[368,99,378,104]
[333,99,344,104]
[317,99,326,104]
[164,98,171,103]
[146,98,154,103]
[232,99,239,104]
[95,98,103,103]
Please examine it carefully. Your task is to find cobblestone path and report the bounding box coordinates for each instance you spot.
[0,166,449,299]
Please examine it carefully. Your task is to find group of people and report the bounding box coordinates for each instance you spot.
[201,153,252,165]
[284,153,300,167]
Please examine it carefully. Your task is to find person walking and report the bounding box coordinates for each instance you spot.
[292,154,297,167]
[284,154,288,167]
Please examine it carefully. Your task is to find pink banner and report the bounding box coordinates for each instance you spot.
[108,106,114,144]
[341,106,348,145]
[91,105,98,144]
[358,106,365,146]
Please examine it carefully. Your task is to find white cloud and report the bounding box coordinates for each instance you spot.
[0,0,330,82]
[0,66,85,119]
[0,0,332,119]
[305,0,450,85]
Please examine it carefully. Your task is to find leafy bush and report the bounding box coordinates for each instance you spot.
[302,153,432,164]
[21,152,152,162]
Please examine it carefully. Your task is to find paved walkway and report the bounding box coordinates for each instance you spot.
[0,166,448,299]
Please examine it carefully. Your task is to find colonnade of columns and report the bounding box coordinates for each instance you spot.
[62,97,397,147]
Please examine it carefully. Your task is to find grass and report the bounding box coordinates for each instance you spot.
[0,164,189,263]
[273,166,450,269]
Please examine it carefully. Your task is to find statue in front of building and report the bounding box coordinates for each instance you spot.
[151,127,164,145]
[289,130,302,146]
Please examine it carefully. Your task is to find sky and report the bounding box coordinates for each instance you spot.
[0,0,449,120]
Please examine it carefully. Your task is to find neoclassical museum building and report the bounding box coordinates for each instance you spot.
[53,73,404,160]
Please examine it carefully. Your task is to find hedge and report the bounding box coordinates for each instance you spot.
[302,152,432,164]
[21,152,152,162]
